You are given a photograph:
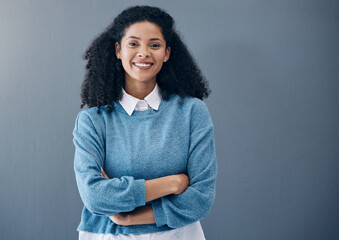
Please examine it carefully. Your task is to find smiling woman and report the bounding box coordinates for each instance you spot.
[73,5,217,240]
[115,21,171,99]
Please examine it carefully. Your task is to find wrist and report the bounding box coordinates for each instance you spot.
[109,213,132,226]
[145,175,178,202]
[167,175,179,195]
[127,205,156,225]
[125,213,133,225]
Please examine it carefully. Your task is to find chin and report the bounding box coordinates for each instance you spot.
[132,75,156,82]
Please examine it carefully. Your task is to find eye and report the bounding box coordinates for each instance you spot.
[150,43,160,48]
[128,42,138,47]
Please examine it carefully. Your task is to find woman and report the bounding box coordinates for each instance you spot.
[73,5,217,240]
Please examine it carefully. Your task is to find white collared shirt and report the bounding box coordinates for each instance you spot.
[119,83,162,116]
[79,83,205,240]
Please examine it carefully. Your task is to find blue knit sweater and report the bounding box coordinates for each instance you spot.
[72,94,217,235]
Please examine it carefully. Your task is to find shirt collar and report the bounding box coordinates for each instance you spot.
[119,83,162,116]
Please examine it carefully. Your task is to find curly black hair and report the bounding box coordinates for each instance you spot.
[80,5,211,114]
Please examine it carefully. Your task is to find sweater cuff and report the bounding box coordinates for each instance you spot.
[133,179,146,208]
[151,198,167,227]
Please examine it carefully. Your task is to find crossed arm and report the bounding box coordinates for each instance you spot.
[101,168,189,226]
[73,101,217,228]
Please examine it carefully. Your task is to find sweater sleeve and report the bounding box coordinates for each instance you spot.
[151,100,218,228]
[73,110,146,216]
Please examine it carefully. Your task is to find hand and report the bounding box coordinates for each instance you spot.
[101,168,109,179]
[110,206,155,226]
[173,174,189,195]
[109,213,131,226]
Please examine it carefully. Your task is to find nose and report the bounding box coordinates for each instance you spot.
[137,46,150,58]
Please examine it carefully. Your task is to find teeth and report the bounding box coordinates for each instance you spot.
[134,63,152,67]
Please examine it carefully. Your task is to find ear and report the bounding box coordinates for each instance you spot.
[115,42,121,59]
[164,46,171,62]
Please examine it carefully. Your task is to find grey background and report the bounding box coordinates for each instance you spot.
[1,0,338,239]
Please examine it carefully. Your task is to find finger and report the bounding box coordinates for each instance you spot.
[109,216,116,223]
[109,215,119,224]
[102,169,108,178]
[101,167,109,178]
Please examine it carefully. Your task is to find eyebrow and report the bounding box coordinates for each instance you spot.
[127,36,163,41]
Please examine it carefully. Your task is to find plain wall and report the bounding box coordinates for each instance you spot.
[1,0,338,239]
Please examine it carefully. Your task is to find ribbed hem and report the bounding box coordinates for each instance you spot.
[151,198,167,227]
[133,179,146,207]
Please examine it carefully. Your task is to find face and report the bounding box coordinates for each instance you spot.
[115,21,171,84]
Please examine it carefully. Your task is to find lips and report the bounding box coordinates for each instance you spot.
[133,62,154,70]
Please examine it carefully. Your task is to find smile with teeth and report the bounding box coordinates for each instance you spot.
[133,62,154,69]
[134,63,152,67]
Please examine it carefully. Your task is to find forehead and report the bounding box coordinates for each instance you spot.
[122,21,164,40]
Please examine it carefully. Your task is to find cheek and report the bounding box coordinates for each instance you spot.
[158,50,168,61]
[155,55,165,67]
[122,49,129,56]
[121,49,134,59]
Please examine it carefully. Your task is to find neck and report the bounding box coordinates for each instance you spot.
[124,78,156,100]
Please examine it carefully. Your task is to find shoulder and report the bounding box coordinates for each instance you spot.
[167,95,213,129]
[179,96,210,117]
[74,106,108,132]
[182,96,214,130]
[188,96,208,111]
[168,94,208,111]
